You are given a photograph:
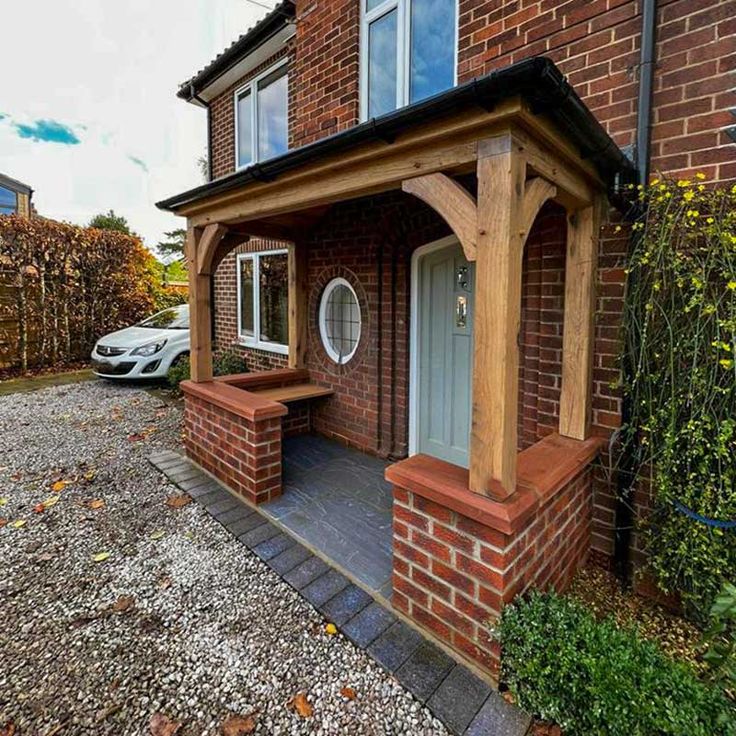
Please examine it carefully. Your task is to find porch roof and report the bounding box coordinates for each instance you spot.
[157,57,634,214]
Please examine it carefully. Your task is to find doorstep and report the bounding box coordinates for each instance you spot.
[149,449,532,736]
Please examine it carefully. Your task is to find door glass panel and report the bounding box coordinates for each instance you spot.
[367,9,397,118]
[410,0,455,103]
[257,65,288,161]
[259,253,288,346]
[239,258,254,338]
[236,89,253,167]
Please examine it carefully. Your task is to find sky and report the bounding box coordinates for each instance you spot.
[0,0,267,253]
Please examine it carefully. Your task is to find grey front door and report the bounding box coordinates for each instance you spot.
[416,241,474,468]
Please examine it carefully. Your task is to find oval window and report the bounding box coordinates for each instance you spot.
[319,278,362,364]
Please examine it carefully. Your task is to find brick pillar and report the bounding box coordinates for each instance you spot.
[182,383,286,505]
[387,435,600,676]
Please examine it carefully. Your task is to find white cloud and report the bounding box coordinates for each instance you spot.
[0,0,266,250]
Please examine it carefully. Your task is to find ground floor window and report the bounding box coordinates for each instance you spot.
[319,277,361,364]
[237,250,289,354]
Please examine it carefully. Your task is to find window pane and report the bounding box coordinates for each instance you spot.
[259,253,288,346]
[368,9,397,118]
[236,89,253,167]
[257,65,288,161]
[410,0,456,103]
[239,258,254,338]
[366,0,387,10]
[322,282,361,363]
[0,186,16,214]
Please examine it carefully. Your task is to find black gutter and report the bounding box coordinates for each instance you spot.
[177,0,295,102]
[614,0,658,585]
[158,57,636,213]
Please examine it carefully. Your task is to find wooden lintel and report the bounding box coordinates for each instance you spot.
[402,173,478,260]
[521,177,557,247]
[559,198,603,439]
[228,221,295,242]
[470,134,526,501]
[288,243,308,369]
[196,223,228,276]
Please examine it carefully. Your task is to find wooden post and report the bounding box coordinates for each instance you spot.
[186,225,212,383]
[559,199,602,439]
[470,134,526,500]
[288,242,308,369]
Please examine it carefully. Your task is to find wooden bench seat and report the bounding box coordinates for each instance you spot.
[252,382,334,404]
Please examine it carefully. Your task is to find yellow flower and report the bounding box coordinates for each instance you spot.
[719,358,734,369]
[707,217,714,224]
[677,179,691,187]
[614,225,622,233]
[651,178,660,186]
[695,172,706,180]
[728,281,736,290]
[683,190,695,202]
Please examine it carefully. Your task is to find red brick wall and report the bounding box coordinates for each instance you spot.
[392,466,594,675]
[183,392,283,504]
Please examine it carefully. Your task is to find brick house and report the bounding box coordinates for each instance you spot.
[158,0,735,676]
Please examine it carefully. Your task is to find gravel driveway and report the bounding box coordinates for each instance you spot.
[0,381,448,735]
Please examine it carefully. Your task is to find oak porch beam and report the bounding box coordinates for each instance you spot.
[470,134,527,500]
[187,226,211,383]
[559,198,603,439]
[402,174,478,260]
[196,223,229,277]
[521,177,557,247]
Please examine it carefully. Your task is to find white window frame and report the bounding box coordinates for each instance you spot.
[233,57,289,171]
[318,277,362,365]
[359,0,458,122]
[236,249,289,355]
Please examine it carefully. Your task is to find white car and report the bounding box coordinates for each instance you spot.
[92,304,190,380]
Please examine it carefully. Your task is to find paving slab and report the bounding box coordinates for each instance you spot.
[427,664,492,735]
[205,496,241,516]
[395,640,455,703]
[214,505,254,525]
[367,621,424,673]
[266,543,312,576]
[226,513,267,537]
[342,601,397,648]
[319,584,373,626]
[239,522,281,548]
[464,691,532,736]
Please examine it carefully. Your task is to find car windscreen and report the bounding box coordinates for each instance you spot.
[138,305,189,329]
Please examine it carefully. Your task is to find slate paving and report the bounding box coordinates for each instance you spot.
[149,447,532,736]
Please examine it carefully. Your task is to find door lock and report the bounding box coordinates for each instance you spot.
[456,295,468,328]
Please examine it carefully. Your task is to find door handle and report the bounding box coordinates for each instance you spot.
[456,295,467,328]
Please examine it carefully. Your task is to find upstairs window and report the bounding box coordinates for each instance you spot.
[235,60,289,169]
[0,186,17,216]
[237,250,289,354]
[361,0,457,119]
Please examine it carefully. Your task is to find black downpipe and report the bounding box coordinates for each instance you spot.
[614,0,657,584]
[376,241,385,455]
[389,238,398,459]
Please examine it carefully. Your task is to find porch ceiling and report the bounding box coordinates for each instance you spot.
[157,57,634,228]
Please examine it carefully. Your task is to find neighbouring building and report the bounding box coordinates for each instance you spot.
[158,0,736,677]
[0,173,33,218]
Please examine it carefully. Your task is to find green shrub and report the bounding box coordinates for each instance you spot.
[703,581,736,699]
[166,348,247,392]
[496,590,736,736]
[620,178,736,618]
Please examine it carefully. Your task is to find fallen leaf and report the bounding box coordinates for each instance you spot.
[0,497,7,506]
[33,503,45,514]
[325,623,337,636]
[51,480,70,492]
[128,433,146,442]
[112,595,135,612]
[149,713,182,736]
[88,498,105,510]
[221,713,256,735]
[92,551,111,563]
[0,518,7,528]
[149,529,166,540]
[290,693,313,718]
[157,574,172,589]
[340,686,357,701]
[166,494,192,509]
[43,496,60,509]
[37,552,55,562]
[0,720,16,736]
[84,470,97,481]
[11,520,26,529]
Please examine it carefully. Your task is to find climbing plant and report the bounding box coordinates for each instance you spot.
[620,176,736,620]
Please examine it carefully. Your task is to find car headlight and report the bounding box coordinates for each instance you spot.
[131,340,167,357]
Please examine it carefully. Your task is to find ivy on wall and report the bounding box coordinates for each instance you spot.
[620,176,736,620]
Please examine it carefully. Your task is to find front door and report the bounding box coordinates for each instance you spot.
[415,240,474,468]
